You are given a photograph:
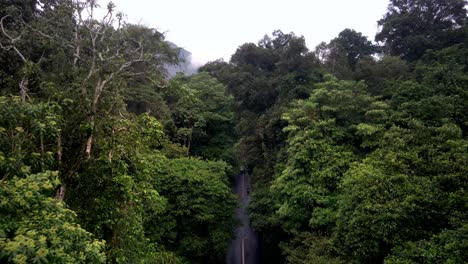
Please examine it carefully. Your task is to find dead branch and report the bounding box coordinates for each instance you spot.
[0,15,27,62]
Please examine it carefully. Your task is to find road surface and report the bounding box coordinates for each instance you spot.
[226,172,259,264]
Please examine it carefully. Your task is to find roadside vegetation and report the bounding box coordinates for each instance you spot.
[0,0,466,263]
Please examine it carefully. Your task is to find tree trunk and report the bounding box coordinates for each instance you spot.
[57,132,62,164]
[19,77,29,102]
[55,183,66,202]
[85,129,93,160]
[85,79,104,160]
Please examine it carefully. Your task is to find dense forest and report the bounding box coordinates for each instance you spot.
[0,0,467,263]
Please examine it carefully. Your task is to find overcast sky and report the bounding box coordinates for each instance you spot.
[108,0,390,65]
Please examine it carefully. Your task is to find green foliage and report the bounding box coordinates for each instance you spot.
[0,96,62,178]
[204,30,323,190]
[0,0,238,261]
[376,0,467,60]
[386,224,468,264]
[317,29,377,78]
[0,171,106,263]
[354,56,409,95]
[247,34,467,264]
[281,232,344,264]
[272,76,375,234]
[334,161,440,263]
[330,45,467,263]
[227,30,322,113]
[64,114,170,263]
[147,157,236,263]
[1,1,468,263]
[185,73,236,162]
[165,73,237,164]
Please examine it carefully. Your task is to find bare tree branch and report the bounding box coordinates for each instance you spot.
[0,15,27,62]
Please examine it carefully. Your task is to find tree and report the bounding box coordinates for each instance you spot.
[0,0,75,100]
[0,96,62,179]
[271,76,375,234]
[122,25,177,120]
[375,0,467,61]
[227,30,321,113]
[209,30,322,180]
[316,29,376,79]
[0,2,185,262]
[354,56,409,95]
[64,114,170,262]
[386,224,468,264]
[202,31,324,263]
[329,29,377,70]
[146,157,236,264]
[180,73,237,163]
[0,171,106,263]
[334,161,440,263]
[281,232,343,264]
[333,44,468,262]
[198,59,232,84]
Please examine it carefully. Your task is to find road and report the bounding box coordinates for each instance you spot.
[226,172,259,264]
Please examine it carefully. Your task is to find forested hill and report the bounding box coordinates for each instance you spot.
[164,42,198,78]
[0,1,466,263]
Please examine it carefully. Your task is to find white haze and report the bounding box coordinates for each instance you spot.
[107,0,390,66]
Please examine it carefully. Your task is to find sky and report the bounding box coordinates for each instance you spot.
[108,0,390,66]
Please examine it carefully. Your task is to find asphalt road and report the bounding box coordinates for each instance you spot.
[226,172,259,264]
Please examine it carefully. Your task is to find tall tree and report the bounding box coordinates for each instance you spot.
[329,29,377,70]
[375,0,467,61]
[316,29,376,79]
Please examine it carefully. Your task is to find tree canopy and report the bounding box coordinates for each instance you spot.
[0,0,467,263]
[376,0,467,60]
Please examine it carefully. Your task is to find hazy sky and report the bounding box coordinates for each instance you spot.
[109,0,390,65]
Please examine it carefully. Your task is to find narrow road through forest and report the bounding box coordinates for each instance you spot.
[226,172,259,264]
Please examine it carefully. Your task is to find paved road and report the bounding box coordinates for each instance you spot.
[226,172,259,264]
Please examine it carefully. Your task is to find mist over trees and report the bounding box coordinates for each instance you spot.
[165,42,198,78]
[0,0,467,263]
